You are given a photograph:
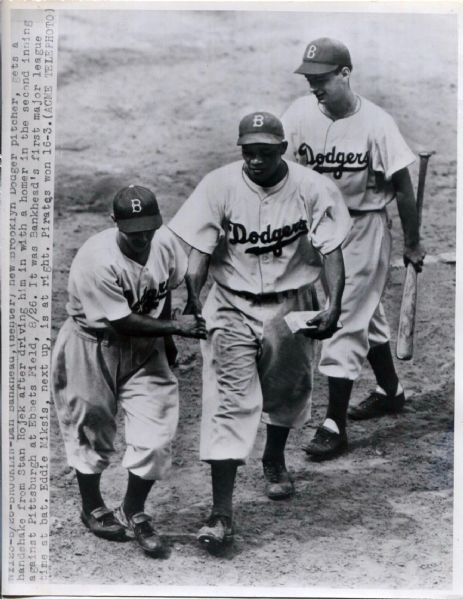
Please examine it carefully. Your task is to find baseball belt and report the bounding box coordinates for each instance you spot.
[218,283,311,305]
[348,208,385,217]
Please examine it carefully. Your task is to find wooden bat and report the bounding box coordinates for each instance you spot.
[396,151,434,360]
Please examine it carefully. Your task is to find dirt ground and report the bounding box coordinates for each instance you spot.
[49,9,456,592]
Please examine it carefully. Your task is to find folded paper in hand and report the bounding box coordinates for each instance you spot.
[284,310,343,334]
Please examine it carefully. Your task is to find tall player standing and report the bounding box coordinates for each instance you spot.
[51,185,206,556]
[168,111,351,550]
[281,38,426,459]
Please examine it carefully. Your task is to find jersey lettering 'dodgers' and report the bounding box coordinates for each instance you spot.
[168,111,350,550]
[282,38,425,459]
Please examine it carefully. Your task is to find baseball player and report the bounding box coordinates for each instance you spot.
[281,38,426,459]
[51,185,206,557]
[168,111,351,549]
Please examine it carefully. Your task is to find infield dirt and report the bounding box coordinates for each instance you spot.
[49,9,456,591]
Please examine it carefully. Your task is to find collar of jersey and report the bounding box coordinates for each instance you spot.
[241,164,290,199]
[317,94,362,122]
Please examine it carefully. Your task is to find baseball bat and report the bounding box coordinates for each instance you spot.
[396,151,434,360]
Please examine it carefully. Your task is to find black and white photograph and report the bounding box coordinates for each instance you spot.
[2,2,460,596]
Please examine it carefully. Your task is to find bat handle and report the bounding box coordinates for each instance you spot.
[416,151,435,229]
[395,150,434,361]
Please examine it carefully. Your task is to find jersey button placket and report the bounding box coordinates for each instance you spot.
[260,199,273,290]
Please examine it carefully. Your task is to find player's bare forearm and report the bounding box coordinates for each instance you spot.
[305,246,344,339]
[110,312,207,339]
[159,290,172,319]
[322,246,345,316]
[184,248,211,315]
[393,168,426,271]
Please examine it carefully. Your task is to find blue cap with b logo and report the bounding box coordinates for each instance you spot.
[113,185,162,233]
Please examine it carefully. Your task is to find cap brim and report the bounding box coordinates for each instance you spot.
[295,62,339,75]
[117,214,163,233]
[237,133,284,146]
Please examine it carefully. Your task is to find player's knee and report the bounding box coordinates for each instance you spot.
[81,405,113,429]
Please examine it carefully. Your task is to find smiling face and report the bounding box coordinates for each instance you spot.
[305,67,351,108]
[241,142,288,187]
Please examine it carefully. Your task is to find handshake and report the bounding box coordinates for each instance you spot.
[171,309,207,340]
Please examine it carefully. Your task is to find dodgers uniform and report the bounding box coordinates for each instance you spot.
[168,160,350,462]
[282,94,415,381]
[52,225,187,480]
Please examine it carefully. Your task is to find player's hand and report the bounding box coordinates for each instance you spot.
[175,315,207,340]
[302,307,340,340]
[403,242,426,273]
[171,307,182,320]
[183,295,203,316]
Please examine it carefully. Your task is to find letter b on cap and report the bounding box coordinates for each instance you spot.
[131,199,142,213]
[252,114,265,127]
[306,44,317,59]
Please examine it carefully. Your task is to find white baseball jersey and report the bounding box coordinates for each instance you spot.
[66,225,187,329]
[168,159,349,461]
[281,95,416,211]
[168,160,350,294]
[52,224,187,479]
[282,93,415,380]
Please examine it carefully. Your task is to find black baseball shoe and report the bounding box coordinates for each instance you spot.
[81,506,126,541]
[348,390,406,420]
[114,506,164,557]
[262,460,295,500]
[197,514,234,550]
[303,426,348,460]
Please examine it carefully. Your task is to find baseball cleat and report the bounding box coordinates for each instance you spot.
[114,506,165,557]
[348,390,406,420]
[81,506,127,541]
[262,460,295,500]
[197,514,234,550]
[303,426,348,460]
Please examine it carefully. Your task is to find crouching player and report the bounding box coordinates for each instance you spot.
[51,185,206,557]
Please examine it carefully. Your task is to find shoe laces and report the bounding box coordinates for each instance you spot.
[263,461,286,482]
[98,512,118,527]
[206,514,231,529]
[360,392,386,407]
[314,426,338,446]
[135,519,156,538]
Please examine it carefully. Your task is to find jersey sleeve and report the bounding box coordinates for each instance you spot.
[370,112,416,180]
[167,173,224,254]
[72,260,132,324]
[155,226,189,290]
[305,175,352,255]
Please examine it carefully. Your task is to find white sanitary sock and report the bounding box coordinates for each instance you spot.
[323,418,340,434]
[375,382,404,397]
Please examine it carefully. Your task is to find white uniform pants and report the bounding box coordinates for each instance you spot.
[52,318,179,480]
[200,284,316,463]
[319,210,392,381]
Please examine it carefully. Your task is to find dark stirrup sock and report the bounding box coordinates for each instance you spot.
[210,460,239,520]
[262,424,290,465]
[325,377,354,432]
[76,470,105,515]
[122,471,155,517]
[367,341,400,397]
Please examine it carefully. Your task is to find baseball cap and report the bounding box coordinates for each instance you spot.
[113,185,162,233]
[237,111,285,145]
[295,38,352,75]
